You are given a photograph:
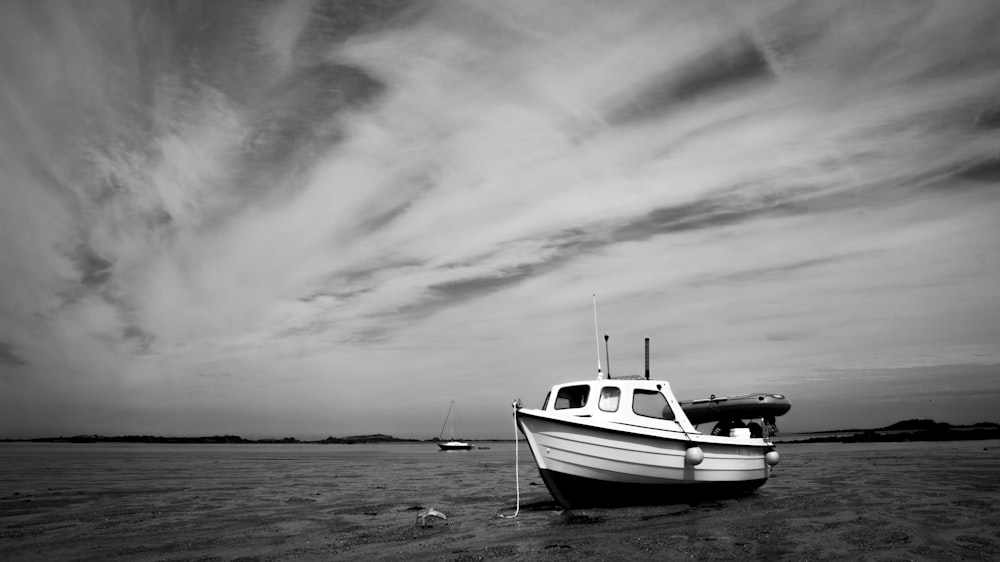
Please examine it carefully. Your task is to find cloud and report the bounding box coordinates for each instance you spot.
[0,342,26,368]
[606,31,775,126]
[2,1,1000,438]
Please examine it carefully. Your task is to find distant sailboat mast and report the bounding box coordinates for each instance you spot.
[436,401,473,450]
[438,401,455,441]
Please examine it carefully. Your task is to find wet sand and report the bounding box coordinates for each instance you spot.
[2,440,999,560]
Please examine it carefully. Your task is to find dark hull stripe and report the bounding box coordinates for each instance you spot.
[539,468,767,509]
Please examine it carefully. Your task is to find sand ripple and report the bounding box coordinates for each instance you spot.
[2,440,998,560]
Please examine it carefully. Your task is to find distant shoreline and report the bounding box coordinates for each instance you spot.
[776,419,1000,444]
[0,434,512,445]
[4,419,997,445]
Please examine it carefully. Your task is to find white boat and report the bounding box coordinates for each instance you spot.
[513,299,783,508]
[437,401,474,451]
[515,376,781,508]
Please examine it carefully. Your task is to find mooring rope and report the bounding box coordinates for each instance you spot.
[497,403,520,519]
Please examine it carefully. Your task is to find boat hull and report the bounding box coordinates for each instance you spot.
[437,441,474,451]
[537,469,767,509]
[516,409,772,509]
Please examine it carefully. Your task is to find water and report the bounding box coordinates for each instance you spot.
[0,441,530,511]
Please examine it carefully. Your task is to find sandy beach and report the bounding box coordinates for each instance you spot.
[2,439,998,560]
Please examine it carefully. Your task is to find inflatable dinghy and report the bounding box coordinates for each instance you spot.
[680,393,791,425]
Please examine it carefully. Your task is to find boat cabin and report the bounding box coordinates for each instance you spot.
[539,378,701,434]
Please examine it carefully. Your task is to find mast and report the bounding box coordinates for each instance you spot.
[645,337,650,380]
[438,401,455,441]
[604,332,611,379]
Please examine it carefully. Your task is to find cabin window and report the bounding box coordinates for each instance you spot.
[541,391,551,410]
[598,387,620,412]
[661,402,676,421]
[633,389,670,419]
[554,385,590,410]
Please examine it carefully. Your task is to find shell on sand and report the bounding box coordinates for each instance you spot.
[416,507,447,527]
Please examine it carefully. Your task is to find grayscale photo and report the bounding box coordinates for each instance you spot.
[2,1,998,559]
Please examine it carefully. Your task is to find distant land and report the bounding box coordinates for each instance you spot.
[0,434,514,445]
[2,433,430,444]
[777,419,1000,444]
[2,419,998,445]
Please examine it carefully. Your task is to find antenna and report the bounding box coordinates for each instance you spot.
[593,294,603,379]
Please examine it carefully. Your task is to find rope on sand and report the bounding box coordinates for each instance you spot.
[497,402,520,519]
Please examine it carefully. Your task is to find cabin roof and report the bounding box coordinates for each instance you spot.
[551,378,675,392]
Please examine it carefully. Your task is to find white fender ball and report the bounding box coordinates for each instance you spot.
[765,451,780,466]
[685,446,704,466]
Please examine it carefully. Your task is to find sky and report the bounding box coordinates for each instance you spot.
[1,0,999,440]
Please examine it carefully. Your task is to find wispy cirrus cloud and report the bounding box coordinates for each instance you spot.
[2,0,999,438]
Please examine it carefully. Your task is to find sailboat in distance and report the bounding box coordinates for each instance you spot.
[437,401,474,451]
